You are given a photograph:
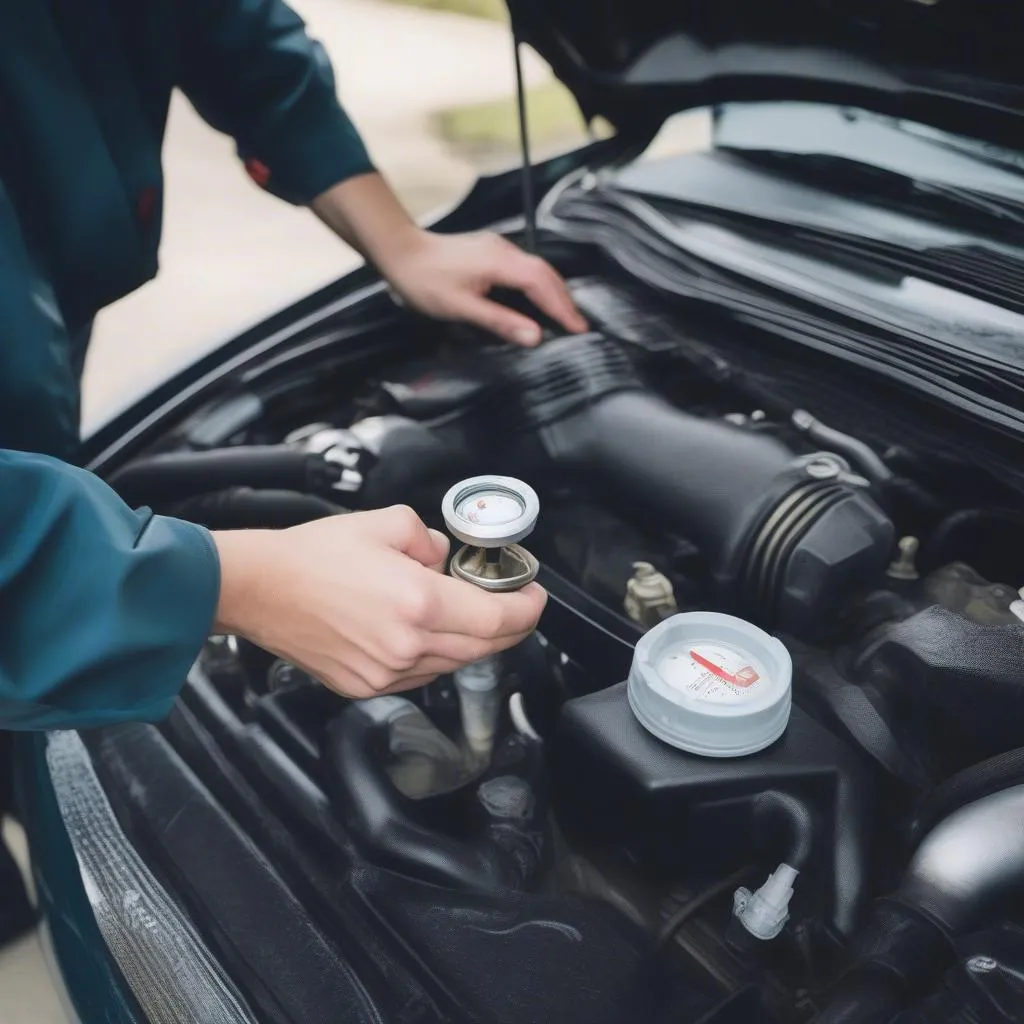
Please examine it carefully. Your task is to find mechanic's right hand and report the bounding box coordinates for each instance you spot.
[211,505,547,698]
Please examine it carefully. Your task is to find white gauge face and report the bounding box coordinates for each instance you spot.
[455,489,525,527]
[656,640,771,705]
[442,475,540,548]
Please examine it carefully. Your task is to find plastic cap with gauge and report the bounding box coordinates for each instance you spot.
[628,611,793,758]
[441,475,540,592]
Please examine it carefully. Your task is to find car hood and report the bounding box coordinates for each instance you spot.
[506,0,1024,146]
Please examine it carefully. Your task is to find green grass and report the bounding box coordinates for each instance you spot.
[434,81,588,155]
[383,0,611,156]
[382,0,507,21]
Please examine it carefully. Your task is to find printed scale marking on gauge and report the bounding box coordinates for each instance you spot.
[661,642,766,704]
[628,611,793,757]
[456,490,525,529]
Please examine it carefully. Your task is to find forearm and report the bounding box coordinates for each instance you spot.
[310,171,425,275]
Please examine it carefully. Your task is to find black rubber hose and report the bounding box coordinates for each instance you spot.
[912,746,1024,843]
[811,902,953,1024]
[814,785,1024,1023]
[924,507,1024,575]
[538,389,795,565]
[811,972,904,1024]
[526,375,893,640]
[813,960,940,1023]
[792,410,893,486]
[170,488,345,530]
[897,784,1024,937]
[324,702,515,892]
[751,791,815,870]
[107,447,343,509]
[655,865,758,951]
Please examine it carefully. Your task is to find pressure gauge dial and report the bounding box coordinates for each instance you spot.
[441,476,541,592]
[441,476,539,549]
[628,611,793,757]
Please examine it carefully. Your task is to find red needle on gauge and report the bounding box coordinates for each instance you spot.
[689,649,739,685]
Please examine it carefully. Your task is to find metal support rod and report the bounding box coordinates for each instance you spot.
[512,32,537,253]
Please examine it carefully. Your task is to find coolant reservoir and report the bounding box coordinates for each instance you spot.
[627,611,792,757]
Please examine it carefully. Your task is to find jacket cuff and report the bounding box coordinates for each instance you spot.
[125,516,222,724]
[238,93,375,206]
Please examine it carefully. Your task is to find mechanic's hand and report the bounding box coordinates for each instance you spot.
[380,229,589,346]
[211,505,547,699]
[311,174,586,346]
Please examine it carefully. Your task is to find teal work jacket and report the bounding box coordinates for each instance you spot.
[0,0,373,728]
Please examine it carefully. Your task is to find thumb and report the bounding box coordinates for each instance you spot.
[458,295,542,347]
[373,505,449,567]
[426,529,450,573]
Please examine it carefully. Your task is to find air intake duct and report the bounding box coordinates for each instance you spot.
[516,336,894,640]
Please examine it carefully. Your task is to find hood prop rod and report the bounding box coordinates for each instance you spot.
[511,27,537,253]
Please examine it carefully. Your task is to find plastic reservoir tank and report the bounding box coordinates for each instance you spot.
[554,613,872,937]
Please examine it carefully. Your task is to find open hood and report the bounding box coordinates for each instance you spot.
[507,0,1024,147]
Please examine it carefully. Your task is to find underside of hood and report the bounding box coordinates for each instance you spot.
[507,0,1024,146]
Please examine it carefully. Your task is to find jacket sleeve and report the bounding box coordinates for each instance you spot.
[0,183,221,731]
[0,452,221,730]
[175,0,374,205]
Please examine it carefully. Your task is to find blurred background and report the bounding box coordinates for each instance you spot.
[80,0,708,431]
[2,2,706,1019]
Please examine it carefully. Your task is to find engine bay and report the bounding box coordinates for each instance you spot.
[92,263,1024,1023]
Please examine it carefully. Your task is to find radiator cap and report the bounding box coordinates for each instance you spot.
[627,612,792,757]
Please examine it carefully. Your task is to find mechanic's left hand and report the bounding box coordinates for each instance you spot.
[379,229,589,346]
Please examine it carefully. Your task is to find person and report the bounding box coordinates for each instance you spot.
[0,0,587,942]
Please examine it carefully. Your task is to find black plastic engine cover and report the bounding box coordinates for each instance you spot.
[357,869,715,1024]
[855,605,1024,771]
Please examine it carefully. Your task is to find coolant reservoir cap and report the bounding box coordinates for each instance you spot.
[628,612,792,758]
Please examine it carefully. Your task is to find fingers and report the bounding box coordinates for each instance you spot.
[494,248,588,336]
[382,674,443,695]
[425,529,450,573]
[317,607,543,700]
[458,295,543,347]
[424,628,536,666]
[386,632,533,683]
[369,504,449,567]
[459,252,589,345]
[323,668,440,700]
[316,638,445,698]
[425,576,548,638]
[323,633,536,699]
